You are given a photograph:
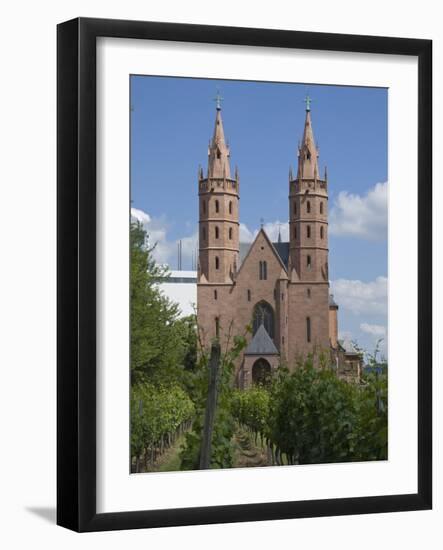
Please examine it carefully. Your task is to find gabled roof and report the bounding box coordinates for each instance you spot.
[238,231,289,272]
[245,324,279,356]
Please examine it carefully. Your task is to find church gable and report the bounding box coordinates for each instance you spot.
[235,229,287,289]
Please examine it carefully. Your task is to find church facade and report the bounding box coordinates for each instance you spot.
[196,98,360,386]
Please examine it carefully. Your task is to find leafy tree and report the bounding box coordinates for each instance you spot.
[232,353,388,466]
[130,222,191,385]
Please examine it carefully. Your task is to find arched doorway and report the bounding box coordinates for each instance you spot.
[252,358,272,386]
[252,301,275,339]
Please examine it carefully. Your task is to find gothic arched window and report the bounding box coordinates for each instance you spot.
[229,201,232,214]
[214,290,218,300]
[307,225,311,238]
[215,200,219,213]
[306,317,311,343]
[259,261,268,280]
[215,256,219,270]
[307,255,312,269]
[215,226,219,239]
[320,226,324,239]
[229,227,233,240]
[307,201,311,214]
[252,301,275,339]
[320,201,324,215]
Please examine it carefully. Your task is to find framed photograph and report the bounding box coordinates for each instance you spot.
[57,17,432,532]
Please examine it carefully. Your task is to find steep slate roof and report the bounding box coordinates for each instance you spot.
[272,241,289,269]
[239,240,289,269]
[245,324,279,356]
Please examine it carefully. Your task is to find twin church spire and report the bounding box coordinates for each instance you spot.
[297,107,320,180]
[207,107,232,179]
[206,93,324,184]
[199,93,328,283]
[207,91,233,180]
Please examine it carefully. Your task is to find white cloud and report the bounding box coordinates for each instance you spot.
[331,276,388,315]
[360,323,387,337]
[239,220,289,243]
[239,223,254,243]
[329,181,387,240]
[131,208,198,269]
[131,207,151,225]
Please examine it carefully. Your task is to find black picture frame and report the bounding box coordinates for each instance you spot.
[57,17,432,532]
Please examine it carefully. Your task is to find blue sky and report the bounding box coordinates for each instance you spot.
[131,76,388,358]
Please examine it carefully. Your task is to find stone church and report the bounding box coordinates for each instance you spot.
[196,97,361,386]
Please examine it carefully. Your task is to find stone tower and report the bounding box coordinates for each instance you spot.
[287,98,330,360]
[198,97,240,284]
[289,99,329,281]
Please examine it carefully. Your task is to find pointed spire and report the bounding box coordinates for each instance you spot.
[297,100,319,180]
[207,97,231,179]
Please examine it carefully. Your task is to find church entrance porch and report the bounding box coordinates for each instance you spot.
[252,358,272,386]
[241,323,280,388]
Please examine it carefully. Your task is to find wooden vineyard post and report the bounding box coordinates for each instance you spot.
[199,342,221,469]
